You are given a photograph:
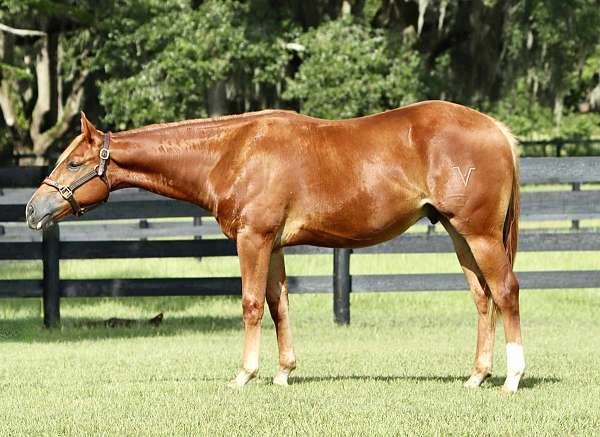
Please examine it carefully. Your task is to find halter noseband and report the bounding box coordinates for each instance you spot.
[43,133,112,216]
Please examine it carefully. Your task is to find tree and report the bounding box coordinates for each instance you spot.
[498,0,600,137]
[98,0,293,129]
[0,1,105,163]
[1,0,600,164]
[283,15,425,119]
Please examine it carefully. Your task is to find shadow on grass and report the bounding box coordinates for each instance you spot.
[292,374,560,389]
[0,315,242,343]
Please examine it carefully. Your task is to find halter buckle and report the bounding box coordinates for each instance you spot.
[99,148,110,160]
[59,186,73,199]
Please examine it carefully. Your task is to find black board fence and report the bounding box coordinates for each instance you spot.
[520,138,600,157]
[2,157,600,326]
[10,138,600,166]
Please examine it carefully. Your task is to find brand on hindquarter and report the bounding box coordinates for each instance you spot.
[452,166,476,187]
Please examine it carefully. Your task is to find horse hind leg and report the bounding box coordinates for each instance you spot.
[266,249,297,386]
[462,233,525,393]
[442,219,496,388]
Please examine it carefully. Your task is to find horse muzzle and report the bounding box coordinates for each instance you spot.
[25,192,64,231]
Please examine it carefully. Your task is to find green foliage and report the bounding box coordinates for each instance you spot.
[2,0,600,155]
[284,18,388,119]
[502,0,600,118]
[98,0,291,129]
[559,111,600,139]
[284,18,424,119]
[385,30,428,107]
[491,79,555,138]
[0,63,31,82]
[492,77,600,140]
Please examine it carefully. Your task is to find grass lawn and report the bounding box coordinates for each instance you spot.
[1,253,600,435]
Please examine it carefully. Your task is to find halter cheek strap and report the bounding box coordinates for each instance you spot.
[43,132,112,216]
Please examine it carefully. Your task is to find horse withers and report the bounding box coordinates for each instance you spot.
[26,100,524,392]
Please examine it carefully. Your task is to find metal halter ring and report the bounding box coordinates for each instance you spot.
[59,186,74,199]
[99,148,110,160]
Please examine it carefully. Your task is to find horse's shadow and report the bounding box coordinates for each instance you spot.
[0,314,242,343]
[59,374,559,389]
[291,374,560,389]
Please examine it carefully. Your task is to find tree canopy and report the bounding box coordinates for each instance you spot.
[1,0,600,163]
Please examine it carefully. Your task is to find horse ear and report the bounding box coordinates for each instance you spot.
[80,111,97,141]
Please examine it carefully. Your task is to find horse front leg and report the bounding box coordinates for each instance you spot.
[227,230,274,389]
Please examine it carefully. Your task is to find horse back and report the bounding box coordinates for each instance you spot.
[212,101,515,247]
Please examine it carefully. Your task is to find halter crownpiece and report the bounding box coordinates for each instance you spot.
[97,133,110,176]
[43,132,112,216]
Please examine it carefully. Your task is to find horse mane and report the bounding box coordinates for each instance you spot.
[112,109,297,137]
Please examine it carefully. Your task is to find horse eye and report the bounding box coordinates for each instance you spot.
[67,161,82,170]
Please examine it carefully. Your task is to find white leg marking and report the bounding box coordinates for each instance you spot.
[227,369,257,389]
[503,342,525,393]
[273,369,291,386]
[453,166,476,187]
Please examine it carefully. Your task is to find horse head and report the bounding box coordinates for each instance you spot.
[26,112,112,230]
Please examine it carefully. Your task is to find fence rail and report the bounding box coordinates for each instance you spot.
[4,157,600,189]
[9,138,600,166]
[519,138,600,157]
[2,157,600,326]
[3,189,600,222]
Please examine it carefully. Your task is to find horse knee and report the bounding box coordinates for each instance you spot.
[493,272,520,313]
[242,296,264,325]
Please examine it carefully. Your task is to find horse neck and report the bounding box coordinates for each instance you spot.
[108,122,234,212]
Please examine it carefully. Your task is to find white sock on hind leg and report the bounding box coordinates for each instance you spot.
[504,342,525,392]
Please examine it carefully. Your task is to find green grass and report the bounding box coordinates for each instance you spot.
[1,291,599,435]
[1,250,600,435]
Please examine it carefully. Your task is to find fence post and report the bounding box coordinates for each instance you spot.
[193,216,203,261]
[138,219,149,241]
[571,182,580,230]
[0,188,3,236]
[556,140,564,157]
[42,224,60,328]
[333,248,351,325]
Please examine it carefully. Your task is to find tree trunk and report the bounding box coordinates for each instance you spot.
[207,80,227,116]
[29,34,52,146]
[1,25,89,164]
[553,93,564,137]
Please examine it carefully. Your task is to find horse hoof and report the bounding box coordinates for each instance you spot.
[273,372,290,386]
[463,378,482,389]
[501,383,518,393]
[226,369,256,389]
[463,372,490,388]
[502,371,523,393]
[226,379,244,390]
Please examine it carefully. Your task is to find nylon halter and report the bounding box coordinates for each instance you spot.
[43,133,112,216]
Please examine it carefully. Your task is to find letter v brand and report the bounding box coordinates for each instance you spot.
[453,166,476,187]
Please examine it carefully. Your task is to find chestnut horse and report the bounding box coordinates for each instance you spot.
[26,100,524,392]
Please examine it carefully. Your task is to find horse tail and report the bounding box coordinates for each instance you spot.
[504,153,520,268]
[489,120,520,323]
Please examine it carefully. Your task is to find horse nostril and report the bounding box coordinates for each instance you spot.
[27,204,35,217]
